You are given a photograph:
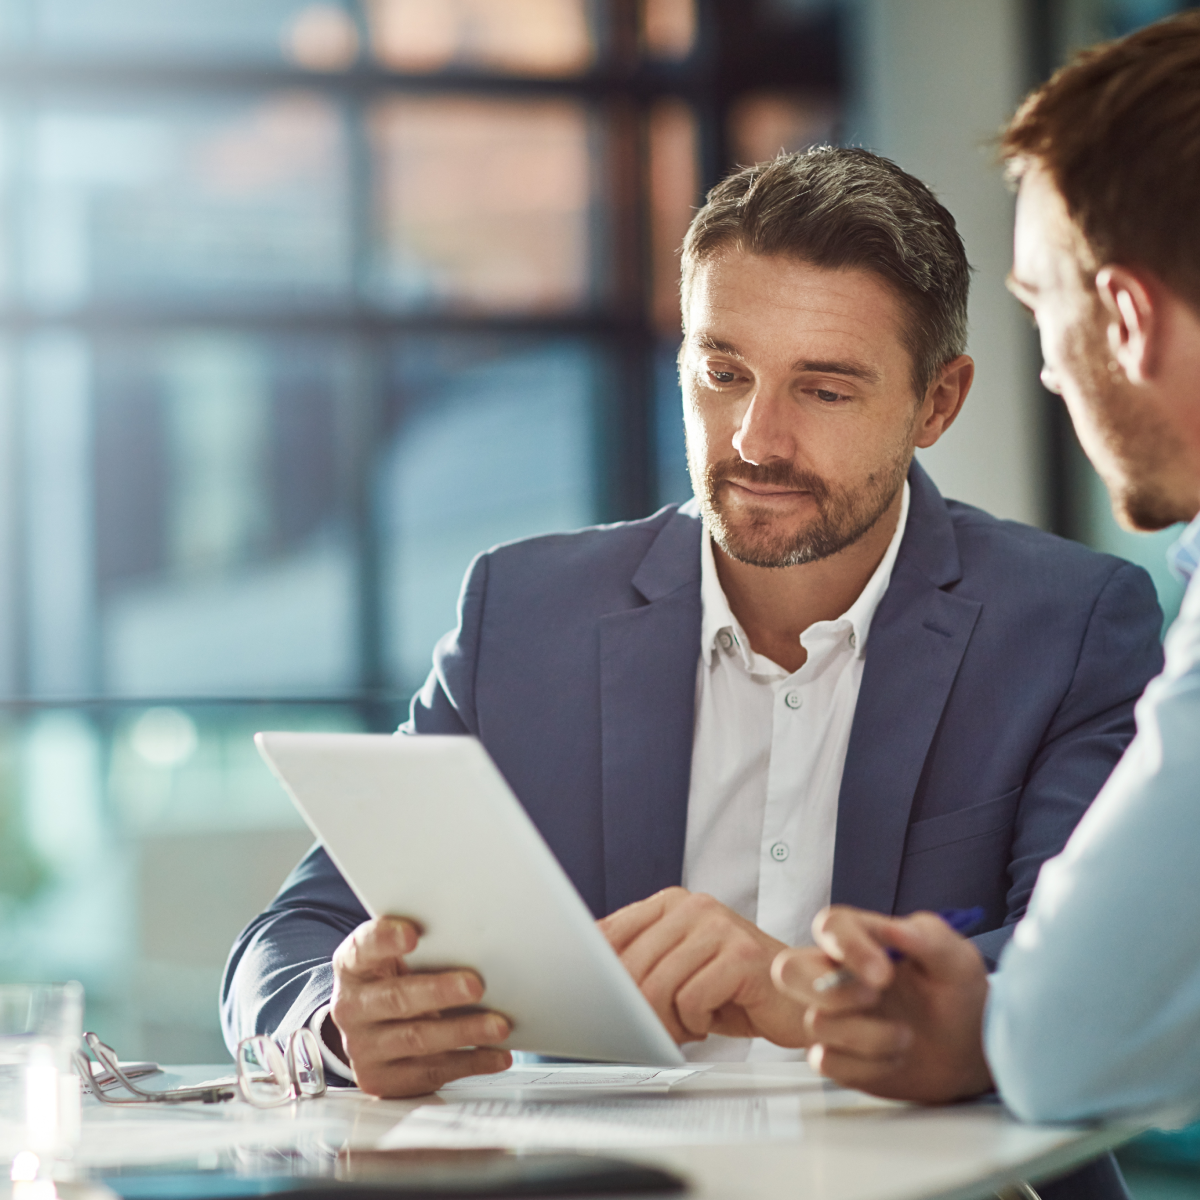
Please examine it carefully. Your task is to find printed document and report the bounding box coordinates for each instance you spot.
[381,1094,804,1148]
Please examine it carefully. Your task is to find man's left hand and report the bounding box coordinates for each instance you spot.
[775,906,995,1104]
[598,887,808,1046]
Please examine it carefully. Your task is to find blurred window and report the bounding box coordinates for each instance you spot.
[369,97,593,311]
[7,97,352,310]
[2,0,333,62]
[90,331,358,696]
[379,335,595,689]
[641,0,697,60]
[0,0,705,1063]
[726,91,838,167]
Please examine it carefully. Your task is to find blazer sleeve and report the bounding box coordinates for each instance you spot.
[970,560,1163,968]
[219,553,489,1055]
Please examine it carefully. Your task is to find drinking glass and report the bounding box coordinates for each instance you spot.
[0,983,84,1182]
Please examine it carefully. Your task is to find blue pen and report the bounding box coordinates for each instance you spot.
[811,906,986,993]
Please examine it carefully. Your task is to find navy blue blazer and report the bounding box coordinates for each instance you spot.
[221,463,1163,1051]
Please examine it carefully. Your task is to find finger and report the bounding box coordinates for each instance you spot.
[335,969,484,1027]
[334,917,420,978]
[804,1009,913,1060]
[772,948,881,1013]
[807,1043,906,1095]
[811,907,905,990]
[882,911,983,978]
[365,1010,512,1064]
[640,935,725,1038]
[356,1047,512,1099]
[676,950,802,1045]
[598,888,685,954]
[618,892,727,984]
[622,935,702,1042]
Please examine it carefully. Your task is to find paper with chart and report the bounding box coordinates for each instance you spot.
[380,1093,804,1148]
[437,1064,704,1093]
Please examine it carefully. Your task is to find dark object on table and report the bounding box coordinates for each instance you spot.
[100,1151,687,1198]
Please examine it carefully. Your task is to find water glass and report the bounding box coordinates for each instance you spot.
[0,983,84,1181]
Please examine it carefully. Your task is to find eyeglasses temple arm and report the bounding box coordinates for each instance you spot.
[82,1035,235,1104]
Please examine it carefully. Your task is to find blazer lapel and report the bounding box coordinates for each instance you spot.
[831,465,982,914]
[599,507,702,914]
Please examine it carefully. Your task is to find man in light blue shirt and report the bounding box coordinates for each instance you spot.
[770,8,1200,1123]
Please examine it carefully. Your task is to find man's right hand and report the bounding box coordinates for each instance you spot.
[327,916,512,1097]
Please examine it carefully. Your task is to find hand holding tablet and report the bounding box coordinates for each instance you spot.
[327,912,513,1097]
[256,732,684,1097]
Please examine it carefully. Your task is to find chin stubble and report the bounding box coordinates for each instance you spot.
[695,455,909,568]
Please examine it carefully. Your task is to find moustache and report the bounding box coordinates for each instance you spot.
[708,459,831,501]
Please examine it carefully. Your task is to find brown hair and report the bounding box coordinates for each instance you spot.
[1001,10,1200,310]
[680,146,971,396]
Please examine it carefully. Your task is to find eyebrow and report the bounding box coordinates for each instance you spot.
[792,358,880,384]
[691,334,881,384]
[693,334,744,359]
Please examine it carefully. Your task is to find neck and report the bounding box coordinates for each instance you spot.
[713,486,905,674]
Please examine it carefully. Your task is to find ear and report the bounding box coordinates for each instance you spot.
[914,355,974,449]
[1095,265,1157,384]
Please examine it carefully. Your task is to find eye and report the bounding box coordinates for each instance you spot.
[706,368,739,386]
[813,388,844,403]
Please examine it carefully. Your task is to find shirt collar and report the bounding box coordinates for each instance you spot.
[699,480,910,668]
[700,530,750,668]
[1168,510,1200,582]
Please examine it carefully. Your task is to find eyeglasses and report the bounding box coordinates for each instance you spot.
[75,1027,326,1108]
[235,1029,326,1107]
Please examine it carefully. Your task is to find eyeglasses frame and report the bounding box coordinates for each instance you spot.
[74,1026,327,1107]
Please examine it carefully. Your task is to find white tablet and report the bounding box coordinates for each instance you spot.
[255,731,685,1067]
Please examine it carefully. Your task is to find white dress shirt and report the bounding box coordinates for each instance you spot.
[682,483,910,1062]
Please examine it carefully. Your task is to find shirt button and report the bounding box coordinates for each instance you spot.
[718,631,734,651]
[784,690,802,709]
[770,842,790,862]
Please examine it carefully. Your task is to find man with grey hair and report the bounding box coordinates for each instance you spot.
[224,147,1159,1171]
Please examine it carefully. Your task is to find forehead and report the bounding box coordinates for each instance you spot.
[685,249,908,355]
[1013,165,1089,291]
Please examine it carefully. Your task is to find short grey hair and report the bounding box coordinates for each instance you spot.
[680,146,971,396]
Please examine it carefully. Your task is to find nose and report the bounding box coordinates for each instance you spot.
[1040,363,1063,395]
[731,385,795,466]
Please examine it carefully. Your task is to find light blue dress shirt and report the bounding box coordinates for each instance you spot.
[986,512,1200,1123]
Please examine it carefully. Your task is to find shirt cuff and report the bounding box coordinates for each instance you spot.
[308,1005,357,1085]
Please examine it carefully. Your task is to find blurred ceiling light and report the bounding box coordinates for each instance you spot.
[728,90,839,166]
[131,707,199,768]
[641,0,696,60]
[285,4,360,72]
[367,0,593,76]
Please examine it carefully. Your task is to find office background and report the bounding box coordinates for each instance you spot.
[0,0,1192,1069]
